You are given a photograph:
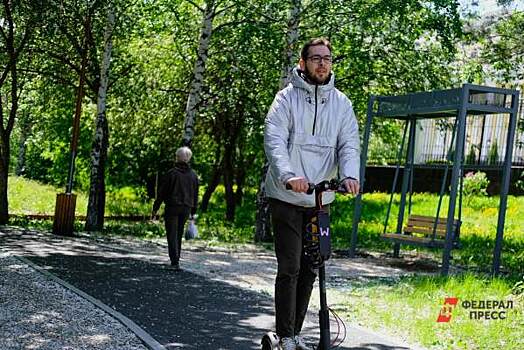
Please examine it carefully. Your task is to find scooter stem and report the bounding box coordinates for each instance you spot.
[318,264,330,349]
[316,183,330,349]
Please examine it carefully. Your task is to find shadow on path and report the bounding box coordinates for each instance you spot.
[1,229,416,350]
[25,252,273,350]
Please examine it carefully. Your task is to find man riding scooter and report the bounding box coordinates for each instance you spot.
[264,37,360,349]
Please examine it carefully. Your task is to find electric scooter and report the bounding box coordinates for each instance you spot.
[261,179,347,350]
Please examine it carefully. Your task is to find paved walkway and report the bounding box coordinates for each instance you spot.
[0,227,425,350]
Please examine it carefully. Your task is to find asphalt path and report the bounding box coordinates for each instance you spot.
[1,227,421,350]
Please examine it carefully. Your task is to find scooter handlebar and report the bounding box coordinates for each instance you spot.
[285,179,347,195]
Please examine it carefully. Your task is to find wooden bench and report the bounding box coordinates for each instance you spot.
[381,215,461,248]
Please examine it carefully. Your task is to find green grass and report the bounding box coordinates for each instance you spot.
[195,185,258,243]
[8,175,524,275]
[338,274,524,350]
[330,192,524,277]
[9,176,151,216]
[9,176,88,215]
[7,175,258,244]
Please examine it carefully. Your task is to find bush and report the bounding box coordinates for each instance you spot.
[465,144,478,164]
[488,140,499,165]
[106,186,150,215]
[515,170,524,193]
[463,171,489,197]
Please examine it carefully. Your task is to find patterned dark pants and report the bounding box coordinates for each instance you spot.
[269,198,329,338]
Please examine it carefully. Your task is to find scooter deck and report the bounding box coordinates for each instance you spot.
[261,331,279,349]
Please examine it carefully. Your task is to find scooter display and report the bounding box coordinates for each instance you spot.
[261,179,347,350]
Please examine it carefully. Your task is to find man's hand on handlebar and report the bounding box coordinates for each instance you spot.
[286,177,310,193]
[343,178,360,195]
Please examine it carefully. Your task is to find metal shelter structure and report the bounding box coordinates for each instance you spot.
[349,84,520,276]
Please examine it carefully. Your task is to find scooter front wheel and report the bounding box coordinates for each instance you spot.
[261,332,279,350]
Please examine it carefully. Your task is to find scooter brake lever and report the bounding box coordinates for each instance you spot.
[306,183,315,194]
[337,184,348,194]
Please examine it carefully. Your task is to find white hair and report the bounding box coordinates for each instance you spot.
[176,146,192,163]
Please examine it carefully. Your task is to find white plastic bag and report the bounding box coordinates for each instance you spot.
[185,219,198,240]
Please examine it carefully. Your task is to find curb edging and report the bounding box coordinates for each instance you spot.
[14,255,166,350]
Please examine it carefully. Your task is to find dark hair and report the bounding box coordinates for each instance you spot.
[300,37,332,61]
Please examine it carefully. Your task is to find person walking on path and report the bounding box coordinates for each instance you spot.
[264,37,360,350]
[152,147,199,271]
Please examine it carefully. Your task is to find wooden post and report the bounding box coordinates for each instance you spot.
[53,193,77,235]
[53,16,89,236]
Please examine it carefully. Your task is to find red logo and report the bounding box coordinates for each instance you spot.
[437,297,459,322]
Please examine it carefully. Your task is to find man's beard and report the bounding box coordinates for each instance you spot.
[304,66,329,85]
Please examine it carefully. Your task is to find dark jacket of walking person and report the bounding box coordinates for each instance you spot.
[152,147,199,270]
[264,38,360,350]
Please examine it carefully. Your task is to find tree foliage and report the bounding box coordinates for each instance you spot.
[10,0,497,225]
[482,10,524,87]
[1,0,49,223]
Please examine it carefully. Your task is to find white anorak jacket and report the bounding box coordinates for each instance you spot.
[264,67,360,207]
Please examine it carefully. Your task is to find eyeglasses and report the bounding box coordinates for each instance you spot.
[307,55,332,64]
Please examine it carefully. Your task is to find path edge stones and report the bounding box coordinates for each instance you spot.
[14,255,167,350]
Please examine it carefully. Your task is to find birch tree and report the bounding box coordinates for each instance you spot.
[279,0,301,89]
[194,0,284,217]
[28,0,134,231]
[255,0,302,242]
[181,0,217,147]
[85,3,116,231]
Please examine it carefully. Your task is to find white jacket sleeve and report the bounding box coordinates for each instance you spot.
[264,92,295,185]
[337,104,361,181]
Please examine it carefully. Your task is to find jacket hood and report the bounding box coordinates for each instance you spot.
[174,162,191,173]
[290,66,335,95]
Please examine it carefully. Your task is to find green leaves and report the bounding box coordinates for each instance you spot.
[13,0,505,225]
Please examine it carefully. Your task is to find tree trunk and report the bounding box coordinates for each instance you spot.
[0,0,36,224]
[223,145,236,222]
[0,23,19,224]
[255,0,302,242]
[182,0,215,147]
[85,5,115,231]
[279,0,301,89]
[0,134,10,224]
[234,161,246,207]
[200,159,222,212]
[15,111,31,176]
[254,162,271,242]
[234,149,253,207]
